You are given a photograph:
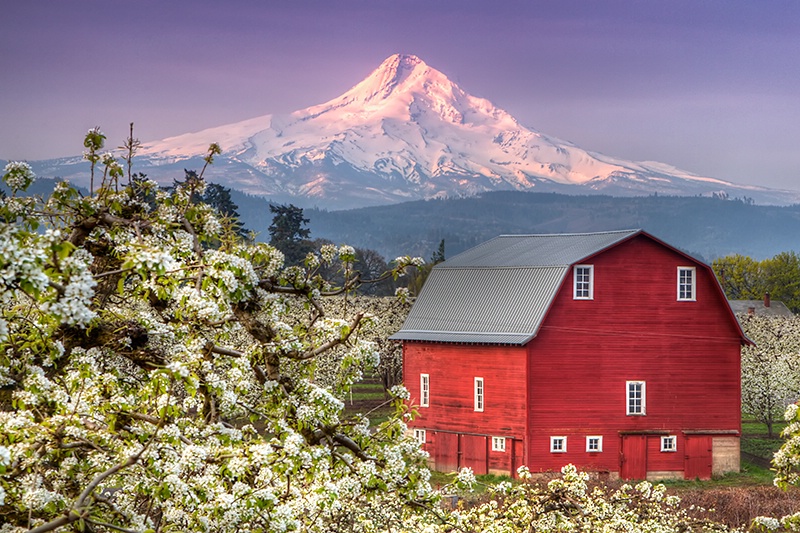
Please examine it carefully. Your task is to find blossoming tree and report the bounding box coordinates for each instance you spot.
[739,314,800,438]
[0,133,433,532]
[0,130,744,533]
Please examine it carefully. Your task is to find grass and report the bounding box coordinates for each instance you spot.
[742,419,786,437]
[741,418,786,468]
[741,437,784,459]
[658,459,776,489]
[343,374,395,425]
[345,390,389,402]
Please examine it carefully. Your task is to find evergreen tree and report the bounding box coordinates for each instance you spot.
[269,203,314,265]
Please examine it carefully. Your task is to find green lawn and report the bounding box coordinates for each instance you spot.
[658,458,775,488]
[343,375,395,425]
[742,419,787,437]
[741,418,786,464]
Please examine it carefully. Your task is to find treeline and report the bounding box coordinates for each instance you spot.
[265,203,437,296]
[713,252,800,312]
[292,191,800,262]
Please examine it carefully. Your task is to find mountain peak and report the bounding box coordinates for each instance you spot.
[377,53,426,80]
[115,54,800,209]
[342,53,439,104]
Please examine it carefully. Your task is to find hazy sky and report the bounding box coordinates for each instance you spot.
[3,1,800,191]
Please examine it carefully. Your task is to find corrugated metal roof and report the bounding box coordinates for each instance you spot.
[440,230,640,268]
[391,230,643,345]
[729,299,794,318]
[391,266,567,344]
[390,331,534,344]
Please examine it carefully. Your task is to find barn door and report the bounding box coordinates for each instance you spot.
[434,432,459,472]
[620,435,647,480]
[684,436,712,480]
[460,435,488,475]
[512,439,524,477]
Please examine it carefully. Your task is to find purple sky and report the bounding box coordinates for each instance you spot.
[3,1,800,191]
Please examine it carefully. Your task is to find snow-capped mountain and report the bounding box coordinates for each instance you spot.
[24,54,800,208]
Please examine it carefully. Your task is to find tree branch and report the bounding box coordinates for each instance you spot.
[287,312,365,361]
[27,453,141,533]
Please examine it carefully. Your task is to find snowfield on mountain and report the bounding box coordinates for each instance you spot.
[22,54,800,208]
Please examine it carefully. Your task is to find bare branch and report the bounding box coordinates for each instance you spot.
[181,215,204,259]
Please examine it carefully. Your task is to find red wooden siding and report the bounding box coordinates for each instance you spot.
[526,235,742,475]
[404,343,528,474]
[645,435,680,474]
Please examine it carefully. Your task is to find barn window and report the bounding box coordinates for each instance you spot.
[677,267,696,301]
[550,436,567,453]
[420,374,430,407]
[626,381,646,415]
[586,436,603,452]
[474,377,484,412]
[492,436,506,452]
[413,429,426,445]
[573,265,594,299]
[661,435,677,452]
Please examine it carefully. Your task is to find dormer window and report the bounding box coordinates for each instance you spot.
[678,267,696,301]
[574,265,594,300]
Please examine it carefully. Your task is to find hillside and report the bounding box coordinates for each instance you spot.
[298,192,800,262]
[12,178,797,263]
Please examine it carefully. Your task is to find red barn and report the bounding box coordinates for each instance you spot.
[391,230,748,480]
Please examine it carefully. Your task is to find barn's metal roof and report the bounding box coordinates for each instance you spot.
[440,230,640,268]
[391,266,568,344]
[391,230,640,345]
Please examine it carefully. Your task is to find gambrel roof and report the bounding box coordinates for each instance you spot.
[391,229,641,345]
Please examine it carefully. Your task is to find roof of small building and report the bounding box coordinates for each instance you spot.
[391,229,641,345]
[728,299,794,318]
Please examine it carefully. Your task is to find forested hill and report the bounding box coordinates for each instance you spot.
[293,192,800,263]
[10,179,799,263]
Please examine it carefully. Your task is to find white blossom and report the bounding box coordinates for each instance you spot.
[0,445,11,466]
[2,161,36,191]
[754,516,781,530]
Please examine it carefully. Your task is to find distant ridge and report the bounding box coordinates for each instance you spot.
[18,54,800,208]
[299,191,800,262]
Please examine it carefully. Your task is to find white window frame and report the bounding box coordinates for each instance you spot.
[420,374,430,407]
[626,381,646,416]
[474,377,484,412]
[661,435,677,452]
[413,429,426,445]
[677,266,696,301]
[586,436,603,452]
[573,265,594,300]
[492,436,506,452]
[550,436,567,453]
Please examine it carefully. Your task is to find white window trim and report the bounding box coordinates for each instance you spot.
[586,436,603,452]
[661,435,677,452]
[492,436,506,452]
[413,429,426,445]
[550,436,567,453]
[677,266,696,301]
[573,264,594,300]
[474,377,484,412]
[626,380,646,416]
[420,374,430,407]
